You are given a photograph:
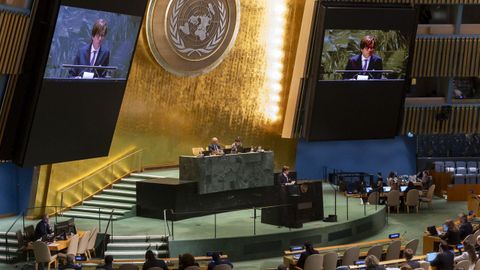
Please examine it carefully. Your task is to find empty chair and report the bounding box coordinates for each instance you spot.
[191,147,204,155]
[386,190,400,214]
[323,252,338,270]
[366,244,383,260]
[455,167,467,185]
[404,239,419,255]
[455,259,470,270]
[32,241,58,270]
[445,161,455,172]
[405,189,420,213]
[367,192,380,205]
[58,234,79,263]
[434,161,445,172]
[24,225,35,242]
[341,246,360,266]
[457,161,467,168]
[420,184,435,209]
[86,227,98,259]
[304,254,323,270]
[384,240,401,261]
[467,161,477,173]
[118,264,139,270]
[76,231,91,257]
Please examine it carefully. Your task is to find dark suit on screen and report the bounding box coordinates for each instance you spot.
[343,54,383,80]
[69,43,110,78]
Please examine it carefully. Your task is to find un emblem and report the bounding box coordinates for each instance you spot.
[146,0,240,76]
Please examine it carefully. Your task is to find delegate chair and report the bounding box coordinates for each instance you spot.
[86,227,98,259]
[303,254,323,270]
[454,167,466,185]
[386,190,400,214]
[445,161,456,173]
[405,189,420,213]
[454,259,470,270]
[404,239,419,255]
[456,161,467,169]
[57,234,79,263]
[384,240,401,261]
[367,192,380,205]
[24,225,35,242]
[341,246,360,266]
[367,244,383,260]
[192,147,204,156]
[76,231,91,257]
[32,241,58,270]
[420,185,435,209]
[467,161,478,173]
[323,252,338,270]
[434,161,445,173]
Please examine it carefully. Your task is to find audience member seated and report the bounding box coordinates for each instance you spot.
[143,250,168,270]
[475,235,480,253]
[404,182,416,194]
[60,254,82,270]
[440,219,461,245]
[96,255,114,270]
[387,172,398,187]
[207,252,233,270]
[400,265,412,270]
[365,255,385,270]
[431,241,454,270]
[459,214,473,240]
[296,242,319,269]
[34,214,53,241]
[454,242,477,270]
[179,253,199,270]
[403,248,420,269]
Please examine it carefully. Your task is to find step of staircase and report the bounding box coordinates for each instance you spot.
[0,246,18,253]
[104,249,168,259]
[110,235,168,242]
[61,211,122,221]
[92,194,136,203]
[69,206,130,215]
[83,200,135,210]
[120,177,145,183]
[112,183,137,190]
[130,173,166,179]
[0,232,16,238]
[0,233,19,263]
[107,242,167,250]
[103,189,136,196]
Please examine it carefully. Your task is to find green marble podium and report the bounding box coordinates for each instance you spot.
[179,151,274,194]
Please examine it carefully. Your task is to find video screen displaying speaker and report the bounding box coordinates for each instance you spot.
[15,0,148,166]
[301,3,417,141]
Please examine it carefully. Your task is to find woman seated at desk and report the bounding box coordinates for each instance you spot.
[440,219,461,245]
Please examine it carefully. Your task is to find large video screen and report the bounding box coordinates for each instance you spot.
[14,0,148,166]
[320,29,409,80]
[44,5,141,80]
[301,3,417,141]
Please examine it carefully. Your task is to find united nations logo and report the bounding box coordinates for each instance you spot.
[146,0,240,76]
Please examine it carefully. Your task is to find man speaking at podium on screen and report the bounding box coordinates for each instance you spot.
[69,19,110,78]
[343,35,383,80]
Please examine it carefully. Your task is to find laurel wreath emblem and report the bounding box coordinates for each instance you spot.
[168,0,227,57]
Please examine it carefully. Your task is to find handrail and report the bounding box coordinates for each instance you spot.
[59,149,143,210]
[102,209,115,255]
[4,212,23,262]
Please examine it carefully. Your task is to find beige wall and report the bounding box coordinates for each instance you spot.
[32,0,306,212]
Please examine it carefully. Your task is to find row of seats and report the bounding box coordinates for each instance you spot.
[367,185,436,214]
[434,161,480,184]
[417,134,480,157]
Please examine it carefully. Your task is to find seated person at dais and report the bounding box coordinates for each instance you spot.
[34,214,53,241]
[230,137,243,154]
[386,171,398,187]
[296,242,319,269]
[365,255,385,270]
[208,137,223,155]
[440,219,461,245]
[207,252,233,270]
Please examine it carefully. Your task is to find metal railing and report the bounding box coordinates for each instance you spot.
[58,149,143,212]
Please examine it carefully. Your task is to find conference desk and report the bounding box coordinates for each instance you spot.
[348,255,427,270]
[179,151,274,194]
[27,231,85,252]
[283,237,402,268]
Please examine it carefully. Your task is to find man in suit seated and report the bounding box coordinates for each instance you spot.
[343,35,383,80]
[69,19,110,78]
[208,137,223,155]
[34,214,53,241]
[296,242,319,269]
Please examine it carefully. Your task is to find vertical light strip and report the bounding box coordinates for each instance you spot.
[262,0,287,122]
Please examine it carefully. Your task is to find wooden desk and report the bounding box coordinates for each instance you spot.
[84,255,228,269]
[349,255,427,269]
[283,238,402,267]
[28,231,85,252]
[422,235,441,254]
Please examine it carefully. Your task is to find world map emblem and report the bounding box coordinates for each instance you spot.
[146,0,240,76]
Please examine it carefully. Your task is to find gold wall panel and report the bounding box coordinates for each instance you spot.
[33,0,305,212]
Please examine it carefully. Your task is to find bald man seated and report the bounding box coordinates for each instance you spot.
[208,137,223,155]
